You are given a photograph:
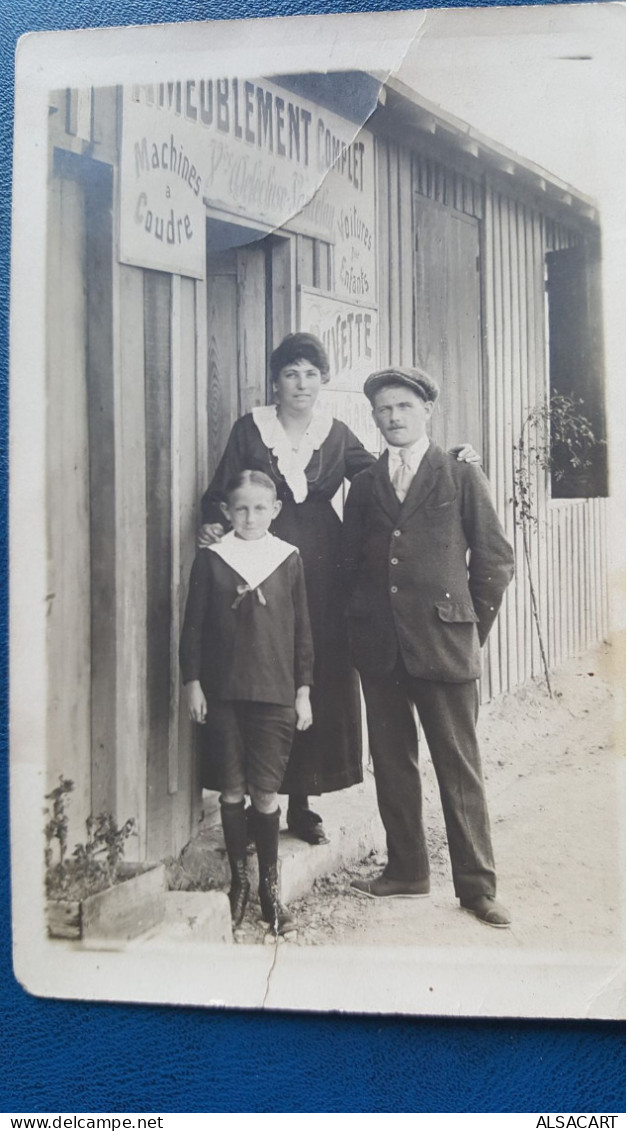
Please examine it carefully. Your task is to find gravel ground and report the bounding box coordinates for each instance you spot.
[229,644,624,954]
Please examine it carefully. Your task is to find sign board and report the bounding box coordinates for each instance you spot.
[120,87,208,278]
[300,287,380,448]
[298,128,376,306]
[194,77,375,298]
[122,80,376,296]
[299,288,378,390]
[319,389,382,453]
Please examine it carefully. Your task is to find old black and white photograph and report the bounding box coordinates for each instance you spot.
[9,3,624,1018]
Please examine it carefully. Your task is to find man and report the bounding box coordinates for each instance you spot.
[342,367,515,927]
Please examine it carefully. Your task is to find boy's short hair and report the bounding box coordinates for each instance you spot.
[222,470,277,503]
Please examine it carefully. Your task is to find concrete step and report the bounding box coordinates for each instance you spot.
[82,778,384,953]
[180,772,385,903]
[126,891,233,948]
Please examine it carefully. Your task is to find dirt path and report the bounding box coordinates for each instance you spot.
[234,645,624,953]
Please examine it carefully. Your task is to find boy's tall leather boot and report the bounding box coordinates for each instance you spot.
[251,806,296,936]
[220,799,250,927]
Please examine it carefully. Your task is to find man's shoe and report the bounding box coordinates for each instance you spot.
[460,895,511,928]
[351,875,430,899]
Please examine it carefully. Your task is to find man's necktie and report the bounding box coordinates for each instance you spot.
[392,448,414,503]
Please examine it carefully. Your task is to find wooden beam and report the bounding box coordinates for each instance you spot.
[66,87,92,141]
[169,275,182,797]
[84,160,117,818]
[459,139,479,159]
[113,260,148,852]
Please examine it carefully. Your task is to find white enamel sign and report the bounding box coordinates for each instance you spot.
[120,86,208,278]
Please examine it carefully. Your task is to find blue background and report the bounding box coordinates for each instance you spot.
[0,0,624,1114]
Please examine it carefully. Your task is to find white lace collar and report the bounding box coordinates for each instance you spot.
[208,530,297,590]
[251,403,334,503]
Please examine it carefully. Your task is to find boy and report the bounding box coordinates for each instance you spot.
[180,470,314,936]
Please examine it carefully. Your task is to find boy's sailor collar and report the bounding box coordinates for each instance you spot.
[207,530,298,591]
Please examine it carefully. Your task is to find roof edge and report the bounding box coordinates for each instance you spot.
[382,75,599,223]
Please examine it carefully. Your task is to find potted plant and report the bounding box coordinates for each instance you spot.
[44,777,166,941]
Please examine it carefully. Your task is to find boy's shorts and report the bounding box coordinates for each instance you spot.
[202,696,297,794]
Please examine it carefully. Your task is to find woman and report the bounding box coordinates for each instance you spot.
[199,332,477,844]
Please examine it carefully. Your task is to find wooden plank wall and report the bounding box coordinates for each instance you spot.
[377,141,483,400]
[376,135,609,703]
[114,261,148,855]
[48,89,206,861]
[173,274,203,853]
[46,160,92,847]
[143,271,175,859]
[142,269,202,860]
[85,161,118,818]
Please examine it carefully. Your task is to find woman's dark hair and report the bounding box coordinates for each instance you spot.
[222,469,277,503]
[270,332,330,384]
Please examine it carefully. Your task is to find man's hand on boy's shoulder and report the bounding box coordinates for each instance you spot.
[450,443,481,464]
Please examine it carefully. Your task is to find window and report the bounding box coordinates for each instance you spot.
[546,241,608,498]
[296,234,333,292]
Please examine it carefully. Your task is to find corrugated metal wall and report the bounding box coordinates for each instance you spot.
[482,187,609,697]
[376,135,609,702]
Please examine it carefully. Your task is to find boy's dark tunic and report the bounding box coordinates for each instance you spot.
[180,540,314,704]
[180,536,315,793]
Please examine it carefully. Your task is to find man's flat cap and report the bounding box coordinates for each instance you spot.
[364,367,440,405]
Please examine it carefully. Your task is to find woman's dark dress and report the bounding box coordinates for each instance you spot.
[200,412,375,795]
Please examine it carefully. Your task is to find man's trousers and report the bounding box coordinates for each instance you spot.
[360,658,496,902]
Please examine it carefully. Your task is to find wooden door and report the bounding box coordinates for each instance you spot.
[206,239,268,475]
[413,196,483,455]
[206,250,239,480]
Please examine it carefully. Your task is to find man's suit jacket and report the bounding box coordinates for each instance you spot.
[342,443,515,682]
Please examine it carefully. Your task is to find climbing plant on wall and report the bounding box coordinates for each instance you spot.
[512,392,605,697]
